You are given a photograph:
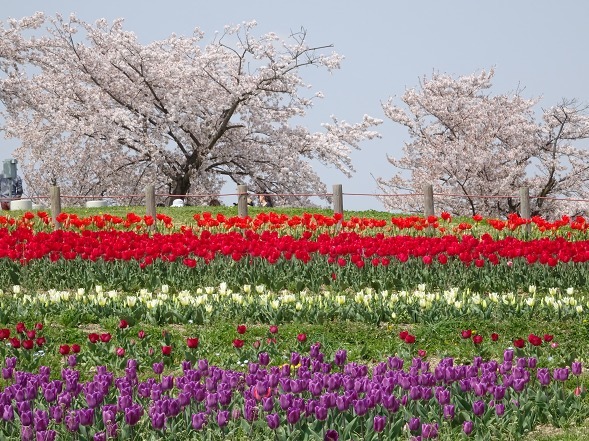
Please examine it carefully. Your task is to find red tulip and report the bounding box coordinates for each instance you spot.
[543,334,554,342]
[138,330,146,339]
[399,330,409,340]
[528,334,543,346]
[22,340,34,350]
[461,330,472,339]
[233,339,245,349]
[26,330,36,339]
[35,323,44,331]
[88,333,100,344]
[116,347,125,357]
[186,338,199,349]
[183,258,197,268]
[71,344,81,353]
[16,322,26,334]
[472,335,483,345]
[119,319,129,329]
[513,338,525,348]
[491,333,499,342]
[100,333,112,343]
[237,325,247,335]
[162,345,172,356]
[36,337,46,347]
[9,338,20,348]
[297,333,307,343]
[269,325,279,334]
[0,328,10,340]
[59,344,71,355]
[404,334,416,344]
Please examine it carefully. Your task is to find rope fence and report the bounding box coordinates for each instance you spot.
[3,184,589,231]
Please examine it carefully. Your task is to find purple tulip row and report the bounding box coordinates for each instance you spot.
[0,345,584,440]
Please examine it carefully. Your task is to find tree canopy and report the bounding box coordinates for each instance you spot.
[0,13,381,205]
[378,69,589,217]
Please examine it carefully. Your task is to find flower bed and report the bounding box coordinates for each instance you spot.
[1,210,589,439]
[0,326,586,441]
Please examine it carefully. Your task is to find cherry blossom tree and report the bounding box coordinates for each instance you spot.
[378,69,589,217]
[0,13,381,205]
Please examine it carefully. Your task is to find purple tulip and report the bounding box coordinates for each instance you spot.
[554,367,570,382]
[58,392,72,409]
[244,402,258,422]
[290,352,301,366]
[117,394,133,412]
[309,380,323,396]
[324,429,339,441]
[151,412,166,430]
[493,385,506,401]
[93,433,106,441]
[78,408,94,426]
[373,415,386,433]
[422,422,439,439]
[495,403,505,416]
[2,404,14,421]
[216,410,229,428]
[572,362,583,376]
[106,422,118,439]
[259,352,270,366]
[152,362,164,375]
[192,412,207,430]
[197,359,209,373]
[20,410,33,427]
[36,430,57,441]
[472,400,485,417]
[287,407,301,425]
[443,404,455,420]
[262,396,274,412]
[334,349,347,366]
[408,417,420,432]
[503,349,514,363]
[266,413,280,430]
[310,343,321,358]
[21,426,34,441]
[528,357,538,369]
[67,355,77,367]
[315,405,328,421]
[279,394,292,410]
[463,420,474,435]
[65,410,80,432]
[353,398,369,417]
[162,375,174,391]
[124,404,143,426]
[102,406,116,426]
[2,368,13,380]
[435,387,450,405]
[49,406,63,424]
[34,409,50,431]
[409,386,421,401]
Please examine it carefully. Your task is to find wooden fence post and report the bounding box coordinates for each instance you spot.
[146,185,156,232]
[332,184,343,217]
[237,185,248,218]
[50,186,61,230]
[423,184,434,218]
[520,187,531,237]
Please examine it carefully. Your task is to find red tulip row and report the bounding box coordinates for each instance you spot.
[1,225,589,268]
[1,210,588,237]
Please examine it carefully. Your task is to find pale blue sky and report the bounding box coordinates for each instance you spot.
[2,1,588,210]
